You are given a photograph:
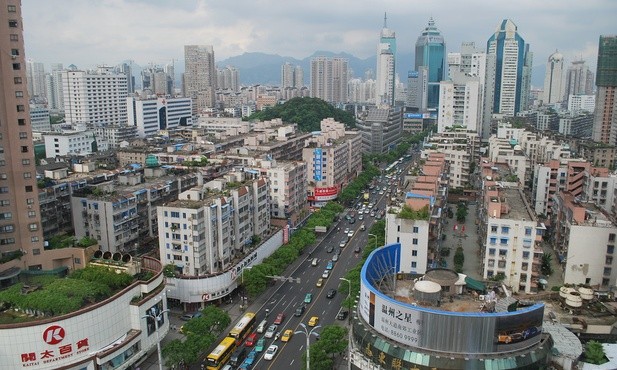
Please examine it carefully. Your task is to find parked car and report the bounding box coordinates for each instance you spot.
[273,313,285,325]
[337,310,349,320]
[326,289,337,299]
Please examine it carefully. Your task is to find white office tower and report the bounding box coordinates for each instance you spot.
[310,57,348,103]
[406,67,428,111]
[184,45,216,109]
[127,96,193,138]
[564,59,595,97]
[26,59,46,99]
[62,67,128,126]
[376,14,396,106]
[443,42,493,137]
[542,51,565,105]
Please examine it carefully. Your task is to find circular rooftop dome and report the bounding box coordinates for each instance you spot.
[415,280,442,293]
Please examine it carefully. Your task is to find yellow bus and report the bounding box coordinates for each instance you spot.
[228,312,256,345]
[205,337,237,370]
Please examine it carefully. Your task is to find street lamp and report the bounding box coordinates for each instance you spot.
[295,323,321,370]
[368,233,378,246]
[339,277,351,324]
[141,301,170,370]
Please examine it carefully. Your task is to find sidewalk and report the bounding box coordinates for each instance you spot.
[442,203,483,280]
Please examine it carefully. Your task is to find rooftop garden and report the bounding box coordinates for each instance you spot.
[397,204,430,221]
[0,265,140,324]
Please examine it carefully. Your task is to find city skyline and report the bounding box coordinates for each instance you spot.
[22,0,615,74]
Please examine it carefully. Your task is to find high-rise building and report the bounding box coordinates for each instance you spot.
[127,96,193,138]
[445,42,494,137]
[0,1,45,265]
[115,62,134,94]
[217,65,240,92]
[592,35,617,145]
[376,13,396,106]
[415,18,445,110]
[26,59,45,99]
[542,51,565,105]
[310,56,348,103]
[406,67,428,111]
[62,67,128,126]
[487,19,532,116]
[183,45,216,109]
[281,62,294,89]
[564,59,595,99]
[294,65,304,88]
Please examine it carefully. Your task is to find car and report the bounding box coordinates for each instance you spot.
[281,329,293,342]
[255,338,266,352]
[358,214,364,221]
[370,211,375,217]
[326,289,337,299]
[273,313,285,325]
[294,305,306,316]
[265,324,278,338]
[244,349,257,366]
[344,227,350,234]
[360,224,366,231]
[364,208,370,214]
[368,203,374,208]
[335,247,341,256]
[339,240,347,248]
[345,214,352,220]
[308,316,319,327]
[348,217,356,224]
[354,245,361,254]
[347,230,354,237]
[337,310,349,320]
[304,293,313,303]
[326,260,334,270]
[311,257,319,266]
[326,245,334,253]
[245,332,258,347]
[322,270,330,279]
[316,278,324,287]
[332,253,339,262]
[264,345,279,360]
[180,312,202,321]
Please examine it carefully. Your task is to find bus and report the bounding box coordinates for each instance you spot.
[363,192,370,205]
[228,312,256,345]
[206,337,237,370]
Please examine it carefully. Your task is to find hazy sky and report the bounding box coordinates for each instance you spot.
[22,0,615,74]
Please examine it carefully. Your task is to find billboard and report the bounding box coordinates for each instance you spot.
[404,113,423,119]
[360,243,544,354]
[313,186,338,201]
[313,148,323,181]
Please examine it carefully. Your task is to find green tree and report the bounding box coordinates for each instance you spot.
[541,253,554,277]
[584,340,607,365]
[303,325,348,370]
[456,203,468,222]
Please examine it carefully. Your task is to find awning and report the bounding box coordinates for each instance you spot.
[465,276,486,292]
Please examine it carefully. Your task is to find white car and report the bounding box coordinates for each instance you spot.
[322,270,330,279]
[364,209,370,214]
[347,230,354,237]
[264,345,279,360]
[265,324,278,338]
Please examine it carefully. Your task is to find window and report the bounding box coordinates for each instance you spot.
[32,248,40,255]
[522,251,530,259]
[501,226,510,234]
[524,227,532,236]
[604,267,612,276]
[0,187,7,193]
[10,48,18,56]
[25,185,32,192]
[500,238,508,245]
[15,91,23,98]
[8,20,18,28]
[18,118,25,125]
[26,198,33,204]
[14,77,21,84]
[0,200,9,206]
[499,249,507,256]
[19,132,27,139]
[412,238,418,245]
[12,63,20,70]
[606,256,613,265]
[411,262,417,269]
[10,34,18,41]
[0,238,15,245]
[489,237,497,245]
[31,236,39,242]
[21,159,30,165]
[16,104,24,112]
[608,245,615,254]
[0,212,12,220]
[488,259,495,267]
[498,260,506,268]
[490,225,498,233]
[20,146,28,153]
[412,250,418,257]
[27,210,35,217]
[413,226,419,233]
[609,233,616,243]
[8,5,16,12]
[489,248,496,256]
[170,211,180,218]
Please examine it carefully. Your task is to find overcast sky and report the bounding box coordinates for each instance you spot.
[22,0,615,74]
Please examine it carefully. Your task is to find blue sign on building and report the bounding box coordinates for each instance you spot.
[313,148,323,181]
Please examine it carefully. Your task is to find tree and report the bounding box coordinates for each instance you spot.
[541,253,554,277]
[584,340,607,365]
[303,325,348,370]
[456,203,468,222]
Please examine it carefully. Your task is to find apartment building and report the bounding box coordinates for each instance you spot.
[43,125,109,156]
[157,175,269,276]
[421,130,480,189]
[478,163,545,293]
[552,191,617,289]
[577,141,617,169]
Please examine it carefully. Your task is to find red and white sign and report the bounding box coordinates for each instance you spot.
[312,186,338,201]
[43,325,65,345]
[202,293,210,301]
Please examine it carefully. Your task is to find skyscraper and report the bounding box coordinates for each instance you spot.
[415,18,445,110]
[376,13,396,106]
[183,45,216,109]
[487,19,532,116]
[592,35,617,145]
[542,50,565,105]
[564,59,594,98]
[26,59,45,99]
[0,1,45,264]
[310,57,348,103]
[406,67,428,112]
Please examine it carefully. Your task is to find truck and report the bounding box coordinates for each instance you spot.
[314,226,328,233]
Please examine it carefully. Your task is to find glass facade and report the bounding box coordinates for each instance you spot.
[414,18,446,110]
[596,35,617,87]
